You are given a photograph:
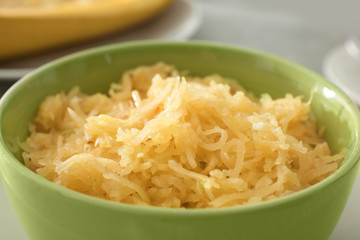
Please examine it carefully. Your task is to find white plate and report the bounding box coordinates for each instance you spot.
[0,0,202,81]
[323,37,360,105]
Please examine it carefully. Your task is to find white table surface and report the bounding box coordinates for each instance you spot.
[1,0,359,239]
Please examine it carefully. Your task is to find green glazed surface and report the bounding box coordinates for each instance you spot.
[0,41,359,240]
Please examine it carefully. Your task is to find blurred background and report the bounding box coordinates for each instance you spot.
[0,0,359,239]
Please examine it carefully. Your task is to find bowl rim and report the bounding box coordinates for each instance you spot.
[0,40,359,216]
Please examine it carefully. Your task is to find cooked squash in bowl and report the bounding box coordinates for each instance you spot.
[0,41,359,240]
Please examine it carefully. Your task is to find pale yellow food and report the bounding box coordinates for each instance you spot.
[23,63,344,208]
[0,0,99,8]
[0,0,173,60]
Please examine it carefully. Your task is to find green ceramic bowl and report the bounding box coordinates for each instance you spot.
[0,41,359,240]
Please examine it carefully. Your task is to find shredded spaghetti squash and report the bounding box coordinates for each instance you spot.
[23,62,344,208]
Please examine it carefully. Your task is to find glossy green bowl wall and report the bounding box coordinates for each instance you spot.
[0,41,359,240]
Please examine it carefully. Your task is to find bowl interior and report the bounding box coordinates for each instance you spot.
[0,41,358,173]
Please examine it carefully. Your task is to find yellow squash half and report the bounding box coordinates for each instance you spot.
[0,0,174,60]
